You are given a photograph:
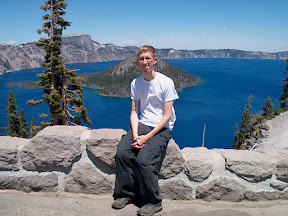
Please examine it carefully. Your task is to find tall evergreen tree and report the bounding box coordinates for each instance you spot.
[233,123,240,149]
[27,0,91,126]
[30,118,41,138]
[19,110,30,138]
[262,95,275,120]
[278,59,288,110]
[233,94,254,149]
[2,91,21,137]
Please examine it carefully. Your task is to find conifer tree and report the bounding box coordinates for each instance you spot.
[19,110,30,138]
[2,91,21,137]
[30,118,41,138]
[233,123,240,149]
[233,94,254,149]
[27,0,91,126]
[278,59,288,110]
[262,95,275,120]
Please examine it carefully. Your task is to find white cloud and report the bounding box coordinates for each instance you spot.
[201,33,207,36]
[222,25,228,29]
[2,40,17,45]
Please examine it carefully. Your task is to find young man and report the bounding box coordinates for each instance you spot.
[112,45,179,216]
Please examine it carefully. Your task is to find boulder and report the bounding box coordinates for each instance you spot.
[244,190,288,201]
[159,139,185,178]
[275,159,288,182]
[0,136,29,171]
[160,178,193,200]
[262,150,288,182]
[22,126,87,171]
[65,160,113,194]
[254,111,288,151]
[219,149,277,182]
[196,176,247,202]
[86,129,126,168]
[270,180,288,191]
[182,147,213,182]
[210,150,226,176]
[0,173,58,192]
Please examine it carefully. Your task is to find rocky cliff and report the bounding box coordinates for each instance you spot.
[0,126,287,201]
[247,111,288,152]
[1,34,288,74]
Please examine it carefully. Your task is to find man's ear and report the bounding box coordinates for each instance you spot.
[153,57,158,64]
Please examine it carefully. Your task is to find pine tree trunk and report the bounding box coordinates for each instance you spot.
[50,0,58,125]
[62,71,68,125]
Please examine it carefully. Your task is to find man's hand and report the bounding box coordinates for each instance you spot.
[131,135,149,149]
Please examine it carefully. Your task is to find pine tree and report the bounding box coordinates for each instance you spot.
[19,110,30,138]
[262,95,275,120]
[233,123,240,149]
[2,91,21,137]
[278,59,288,110]
[233,94,254,149]
[30,118,41,138]
[27,0,91,126]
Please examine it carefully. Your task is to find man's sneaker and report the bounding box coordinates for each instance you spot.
[112,197,132,209]
[137,203,163,216]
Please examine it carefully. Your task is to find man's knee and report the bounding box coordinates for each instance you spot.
[115,149,129,163]
[135,153,156,170]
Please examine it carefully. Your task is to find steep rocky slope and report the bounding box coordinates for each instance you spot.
[252,111,288,152]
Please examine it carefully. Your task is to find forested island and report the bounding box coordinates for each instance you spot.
[7,81,41,89]
[6,55,202,98]
[81,55,202,97]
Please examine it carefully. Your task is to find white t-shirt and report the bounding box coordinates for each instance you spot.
[131,72,179,130]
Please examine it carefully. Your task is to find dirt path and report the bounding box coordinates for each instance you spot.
[1,190,288,216]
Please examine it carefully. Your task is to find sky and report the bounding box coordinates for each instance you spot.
[1,0,288,52]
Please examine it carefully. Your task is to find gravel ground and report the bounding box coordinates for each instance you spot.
[1,190,288,216]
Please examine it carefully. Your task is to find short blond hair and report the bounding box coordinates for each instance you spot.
[137,45,156,57]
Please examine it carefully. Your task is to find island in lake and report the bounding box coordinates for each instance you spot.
[81,55,202,97]
[7,55,202,98]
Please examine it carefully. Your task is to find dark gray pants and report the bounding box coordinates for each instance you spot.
[113,123,171,205]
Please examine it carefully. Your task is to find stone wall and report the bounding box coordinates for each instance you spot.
[0,126,287,202]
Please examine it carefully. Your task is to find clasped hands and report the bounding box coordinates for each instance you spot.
[131,135,148,149]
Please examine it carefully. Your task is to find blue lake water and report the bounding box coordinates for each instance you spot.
[0,59,286,149]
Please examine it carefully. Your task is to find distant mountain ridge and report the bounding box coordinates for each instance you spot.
[1,34,287,74]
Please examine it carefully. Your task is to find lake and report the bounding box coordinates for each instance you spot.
[0,58,286,149]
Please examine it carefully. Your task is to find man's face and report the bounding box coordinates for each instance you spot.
[137,51,158,73]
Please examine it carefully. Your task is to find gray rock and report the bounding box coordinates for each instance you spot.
[219,149,277,182]
[22,126,87,171]
[254,111,288,151]
[275,159,288,182]
[160,178,193,200]
[0,173,58,192]
[160,139,185,178]
[86,129,126,168]
[244,190,286,201]
[262,150,288,182]
[262,149,288,160]
[0,136,29,171]
[270,180,288,191]
[65,160,113,194]
[182,147,213,182]
[196,176,246,202]
[210,150,226,176]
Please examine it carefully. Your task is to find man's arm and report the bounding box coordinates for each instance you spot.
[130,100,140,140]
[132,100,174,149]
